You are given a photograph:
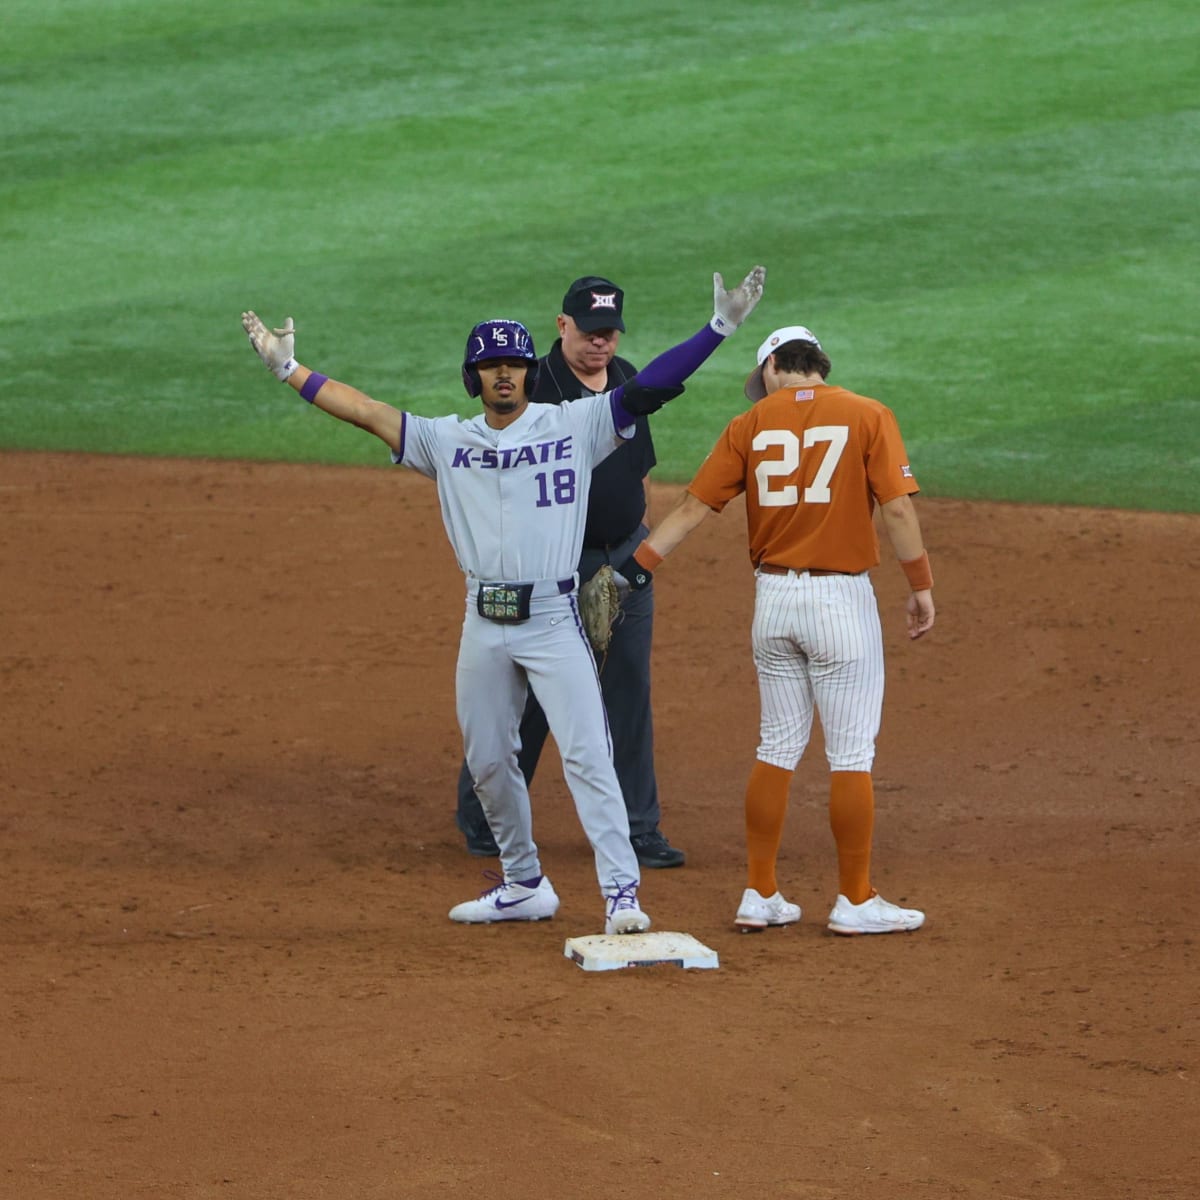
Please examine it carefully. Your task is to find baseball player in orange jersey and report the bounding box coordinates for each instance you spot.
[613,325,934,934]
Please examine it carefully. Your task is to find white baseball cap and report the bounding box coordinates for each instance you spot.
[744,325,822,401]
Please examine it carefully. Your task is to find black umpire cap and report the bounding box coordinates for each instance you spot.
[562,276,625,333]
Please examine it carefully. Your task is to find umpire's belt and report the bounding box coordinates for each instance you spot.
[758,563,863,577]
[472,576,576,624]
[583,524,645,555]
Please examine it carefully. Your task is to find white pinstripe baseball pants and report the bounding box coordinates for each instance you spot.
[751,569,884,772]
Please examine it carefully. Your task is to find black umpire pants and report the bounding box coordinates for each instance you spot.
[455,525,661,840]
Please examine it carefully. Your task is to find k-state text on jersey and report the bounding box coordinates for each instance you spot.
[451,437,574,470]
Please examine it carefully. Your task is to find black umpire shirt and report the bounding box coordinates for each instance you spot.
[531,338,656,549]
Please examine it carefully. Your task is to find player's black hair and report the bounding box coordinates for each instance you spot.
[772,340,831,379]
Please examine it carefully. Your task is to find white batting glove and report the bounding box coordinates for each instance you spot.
[242,311,299,381]
[709,265,766,335]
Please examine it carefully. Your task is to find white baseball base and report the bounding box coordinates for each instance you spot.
[563,931,719,972]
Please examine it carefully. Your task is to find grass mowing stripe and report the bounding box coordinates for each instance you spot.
[8,1,1194,184]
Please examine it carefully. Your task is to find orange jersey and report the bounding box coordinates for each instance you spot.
[688,384,918,572]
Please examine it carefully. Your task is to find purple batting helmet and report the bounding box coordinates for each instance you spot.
[461,319,539,397]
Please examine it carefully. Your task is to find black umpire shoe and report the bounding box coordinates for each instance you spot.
[464,829,499,857]
[631,829,686,869]
[456,814,499,857]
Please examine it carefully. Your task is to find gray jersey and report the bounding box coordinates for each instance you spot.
[393,392,632,583]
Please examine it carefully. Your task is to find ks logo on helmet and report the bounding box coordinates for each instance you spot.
[461,319,539,397]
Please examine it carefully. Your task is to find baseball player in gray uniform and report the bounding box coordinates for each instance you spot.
[240,264,765,934]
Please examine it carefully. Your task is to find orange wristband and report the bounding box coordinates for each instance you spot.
[900,551,933,591]
[633,540,663,572]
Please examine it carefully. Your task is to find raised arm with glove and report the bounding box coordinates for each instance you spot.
[610,266,766,590]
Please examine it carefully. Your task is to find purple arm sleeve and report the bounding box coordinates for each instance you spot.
[611,323,724,425]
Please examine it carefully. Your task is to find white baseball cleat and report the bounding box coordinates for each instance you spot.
[827,890,925,935]
[735,887,802,931]
[449,873,560,924]
[604,881,651,934]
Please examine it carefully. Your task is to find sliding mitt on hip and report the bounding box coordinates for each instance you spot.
[579,565,622,656]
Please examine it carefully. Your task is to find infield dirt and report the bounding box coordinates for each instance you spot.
[2,452,1196,1199]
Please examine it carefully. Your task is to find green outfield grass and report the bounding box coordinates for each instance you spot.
[2,0,1197,511]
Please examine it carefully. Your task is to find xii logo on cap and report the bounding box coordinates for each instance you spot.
[589,291,618,311]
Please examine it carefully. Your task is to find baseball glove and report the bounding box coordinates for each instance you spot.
[579,565,621,657]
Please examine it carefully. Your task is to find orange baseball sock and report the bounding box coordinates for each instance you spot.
[745,760,793,897]
[829,771,875,905]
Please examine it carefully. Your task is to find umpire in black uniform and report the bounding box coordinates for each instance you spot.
[454,275,686,869]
